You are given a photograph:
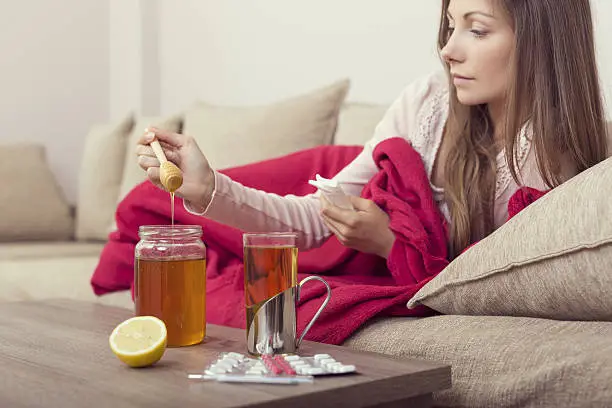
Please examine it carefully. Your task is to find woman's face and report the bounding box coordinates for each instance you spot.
[440,0,515,108]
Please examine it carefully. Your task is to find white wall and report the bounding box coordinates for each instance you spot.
[155,0,612,116]
[109,0,161,121]
[0,0,109,203]
[593,0,612,114]
[157,0,442,113]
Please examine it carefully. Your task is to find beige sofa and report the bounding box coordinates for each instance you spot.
[0,79,381,309]
[2,78,612,407]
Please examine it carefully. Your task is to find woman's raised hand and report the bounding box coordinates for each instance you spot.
[135,128,215,212]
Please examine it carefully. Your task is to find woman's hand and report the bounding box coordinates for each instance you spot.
[320,196,395,258]
[135,127,215,212]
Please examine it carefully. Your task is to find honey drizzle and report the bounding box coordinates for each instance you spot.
[170,192,175,226]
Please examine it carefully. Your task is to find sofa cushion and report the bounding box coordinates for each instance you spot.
[0,144,74,242]
[407,155,612,322]
[345,315,612,407]
[0,255,132,309]
[343,316,612,408]
[334,102,387,146]
[75,113,134,241]
[182,79,350,170]
[0,242,105,260]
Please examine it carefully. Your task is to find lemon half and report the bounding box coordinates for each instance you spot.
[109,316,167,368]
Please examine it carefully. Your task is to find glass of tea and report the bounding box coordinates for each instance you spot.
[243,232,331,356]
[134,225,206,347]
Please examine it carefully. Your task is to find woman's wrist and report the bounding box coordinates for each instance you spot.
[185,168,216,214]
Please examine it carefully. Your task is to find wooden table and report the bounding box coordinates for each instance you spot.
[0,299,451,407]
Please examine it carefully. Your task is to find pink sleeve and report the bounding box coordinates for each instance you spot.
[184,171,329,249]
[183,72,445,250]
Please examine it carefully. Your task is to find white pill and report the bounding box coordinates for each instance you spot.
[227,352,245,360]
[215,361,235,369]
[205,367,228,375]
[322,363,342,370]
[210,364,230,371]
[290,360,308,367]
[221,357,239,366]
[319,358,336,365]
[295,366,309,375]
[314,354,331,360]
[338,365,356,373]
[284,355,301,361]
[306,367,325,375]
[329,364,355,374]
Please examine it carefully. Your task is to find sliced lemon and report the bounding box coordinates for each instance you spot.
[109,316,167,368]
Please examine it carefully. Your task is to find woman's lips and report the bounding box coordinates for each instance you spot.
[452,74,474,85]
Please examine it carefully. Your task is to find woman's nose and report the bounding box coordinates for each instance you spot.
[440,33,460,64]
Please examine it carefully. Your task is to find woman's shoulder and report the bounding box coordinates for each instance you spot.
[405,70,450,143]
[370,70,449,144]
[367,70,449,161]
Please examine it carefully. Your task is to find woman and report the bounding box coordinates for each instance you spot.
[136,0,608,259]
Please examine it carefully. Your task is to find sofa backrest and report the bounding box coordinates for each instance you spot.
[333,103,387,146]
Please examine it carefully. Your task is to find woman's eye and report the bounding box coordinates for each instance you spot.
[470,29,487,38]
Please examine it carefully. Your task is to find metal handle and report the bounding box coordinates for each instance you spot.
[295,276,332,348]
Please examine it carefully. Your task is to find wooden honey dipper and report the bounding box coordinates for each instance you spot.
[147,133,183,193]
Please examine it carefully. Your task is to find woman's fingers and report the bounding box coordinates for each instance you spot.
[136,127,184,148]
[321,204,357,226]
[322,214,347,242]
[138,155,160,170]
[136,142,180,164]
[135,144,155,157]
[146,166,162,186]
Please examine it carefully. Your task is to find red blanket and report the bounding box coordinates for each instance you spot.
[91,137,544,345]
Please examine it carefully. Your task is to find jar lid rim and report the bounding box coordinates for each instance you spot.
[138,225,203,236]
[242,232,297,238]
[139,225,202,230]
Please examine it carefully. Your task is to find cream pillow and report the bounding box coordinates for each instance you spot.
[116,114,183,202]
[0,144,74,241]
[333,102,388,146]
[407,155,612,321]
[75,113,134,241]
[182,79,350,170]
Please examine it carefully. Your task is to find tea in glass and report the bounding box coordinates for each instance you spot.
[242,232,332,356]
[243,233,297,354]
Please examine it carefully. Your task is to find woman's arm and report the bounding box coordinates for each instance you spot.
[137,73,446,251]
[184,146,379,250]
[181,72,446,251]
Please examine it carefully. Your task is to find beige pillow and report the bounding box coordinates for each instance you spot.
[0,144,74,241]
[333,102,388,146]
[407,155,612,321]
[182,79,350,170]
[75,113,134,241]
[116,114,183,202]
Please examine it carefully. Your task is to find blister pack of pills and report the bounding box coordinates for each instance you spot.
[188,352,357,385]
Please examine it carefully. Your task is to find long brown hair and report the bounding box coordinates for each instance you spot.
[438,0,609,258]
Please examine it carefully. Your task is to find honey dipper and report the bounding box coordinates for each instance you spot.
[148,133,183,193]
